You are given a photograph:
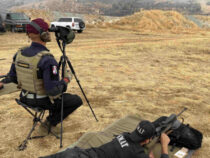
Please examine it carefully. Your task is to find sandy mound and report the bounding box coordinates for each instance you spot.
[105,10,201,33]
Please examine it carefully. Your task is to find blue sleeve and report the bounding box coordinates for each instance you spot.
[38,55,67,96]
[7,53,18,84]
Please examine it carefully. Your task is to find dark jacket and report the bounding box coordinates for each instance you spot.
[8,42,67,96]
[40,133,169,158]
[87,133,169,158]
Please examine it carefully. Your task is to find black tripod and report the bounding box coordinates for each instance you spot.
[56,35,98,148]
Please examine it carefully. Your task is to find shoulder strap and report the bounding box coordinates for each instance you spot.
[36,50,54,58]
[18,46,29,53]
[15,46,29,60]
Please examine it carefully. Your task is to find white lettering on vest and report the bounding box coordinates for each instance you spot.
[117,135,129,148]
[137,126,145,135]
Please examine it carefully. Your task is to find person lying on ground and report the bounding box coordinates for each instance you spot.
[40,120,170,158]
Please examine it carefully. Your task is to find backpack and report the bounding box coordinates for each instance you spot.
[168,123,203,150]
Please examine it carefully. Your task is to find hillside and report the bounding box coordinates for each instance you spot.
[104,10,201,34]
[102,0,203,16]
[0,0,40,13]
[12,9,54,23]
[12,8,120,25]
[11,8,203,34]
[11,0,111,15]
[12,8,205,34]
[9,0,210,16]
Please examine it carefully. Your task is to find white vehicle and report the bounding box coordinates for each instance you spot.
[50,17,85,33]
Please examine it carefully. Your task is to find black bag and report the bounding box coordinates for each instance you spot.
[168,123,203,150]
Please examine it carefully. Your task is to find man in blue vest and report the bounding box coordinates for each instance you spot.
[0,18,83,127]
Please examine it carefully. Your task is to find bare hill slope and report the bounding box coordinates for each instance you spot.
[11,0,110,15]
[105,10,201,33]
[10,0,210,15]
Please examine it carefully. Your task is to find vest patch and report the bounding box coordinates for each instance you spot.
[52,66,57,75]
[17,61,30,68]
[117,135,129,148]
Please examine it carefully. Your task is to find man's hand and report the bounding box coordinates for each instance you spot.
[63,67,72,84]
[0,82,4,90]
[149,151,155,158]
[160,133,170,154]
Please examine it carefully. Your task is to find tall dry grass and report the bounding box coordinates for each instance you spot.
[0,28,209,158]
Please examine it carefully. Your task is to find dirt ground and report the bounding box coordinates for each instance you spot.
[0,28,209,158]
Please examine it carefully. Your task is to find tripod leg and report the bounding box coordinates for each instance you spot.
[66,58,98,122]
[60,93,64,148]
[57,41,98,150]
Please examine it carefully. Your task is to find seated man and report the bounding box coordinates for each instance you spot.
[0,18,83,127]
[41,120,170,158]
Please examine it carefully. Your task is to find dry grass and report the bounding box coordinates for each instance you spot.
[103,10,201,34]
[0,28,209,158]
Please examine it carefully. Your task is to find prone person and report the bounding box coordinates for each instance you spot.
[41,120,170,158]
[0,18,83,128]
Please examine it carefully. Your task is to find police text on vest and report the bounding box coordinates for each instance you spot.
[117,135,129,148]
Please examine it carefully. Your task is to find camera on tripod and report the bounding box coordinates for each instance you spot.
[48,26,75,44]
[48,25,98,148]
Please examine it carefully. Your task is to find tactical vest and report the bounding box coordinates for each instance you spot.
[15,48,53,95]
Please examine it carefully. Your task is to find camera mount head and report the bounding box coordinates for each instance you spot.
[49,26,75,44]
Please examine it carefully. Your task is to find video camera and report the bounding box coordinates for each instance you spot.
[48,26,75,44]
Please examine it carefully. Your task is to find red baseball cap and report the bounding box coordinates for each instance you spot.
[26,18,49,34]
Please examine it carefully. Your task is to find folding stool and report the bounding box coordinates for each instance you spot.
[15,98,59,151]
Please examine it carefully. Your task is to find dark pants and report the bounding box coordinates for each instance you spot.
[40,147,98,158]
[20,93,83,126]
